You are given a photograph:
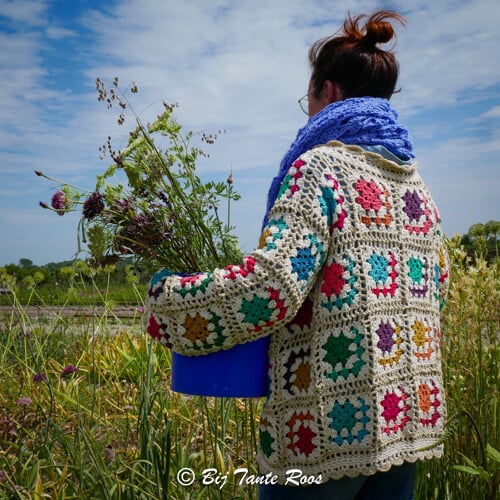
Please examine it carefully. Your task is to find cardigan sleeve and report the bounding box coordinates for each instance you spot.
[146,153,342,355]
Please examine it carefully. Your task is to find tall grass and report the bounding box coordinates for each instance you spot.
[0,278,260,499]
[415,237,499,499]
[0,237,498,499]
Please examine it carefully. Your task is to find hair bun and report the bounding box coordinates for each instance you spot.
[363,19,394,45]
[341,11,404,48]
[308,9,406,99]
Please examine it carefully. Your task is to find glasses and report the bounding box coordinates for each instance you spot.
[298,94,309,115]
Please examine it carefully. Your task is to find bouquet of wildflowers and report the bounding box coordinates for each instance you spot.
[38,78,242,272]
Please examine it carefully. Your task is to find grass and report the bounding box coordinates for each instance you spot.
[0,237,498,499]
[0,282,261,499]
[0,282,148,307]
[415,238,499,499]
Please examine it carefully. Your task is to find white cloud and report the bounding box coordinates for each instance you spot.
[417,130,500,236]
[394,0,500,113]
[478,105,500,120]
[45,25,75,40]
[0,0,48,26]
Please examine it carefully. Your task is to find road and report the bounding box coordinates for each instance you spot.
[0,305,145,322]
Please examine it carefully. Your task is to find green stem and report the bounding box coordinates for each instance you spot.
[137,121,221,267]
[36,170,89,192]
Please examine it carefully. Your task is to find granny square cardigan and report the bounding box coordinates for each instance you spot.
[146,141,450,482]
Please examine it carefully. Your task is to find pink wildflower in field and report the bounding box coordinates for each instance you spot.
[16,396,33,406]
[61,364,78,376]
[33,372,47,382]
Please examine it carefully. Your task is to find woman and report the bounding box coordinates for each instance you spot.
[147,10,449,499]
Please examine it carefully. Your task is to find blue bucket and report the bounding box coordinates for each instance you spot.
[171,336,270,397]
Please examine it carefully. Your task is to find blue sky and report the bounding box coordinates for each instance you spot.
[1,0,499,266]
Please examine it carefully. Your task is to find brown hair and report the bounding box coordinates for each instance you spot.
[308,10,406,100]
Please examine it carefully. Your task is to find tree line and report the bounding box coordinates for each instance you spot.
[1,220,498,294]
[0,257,151,295]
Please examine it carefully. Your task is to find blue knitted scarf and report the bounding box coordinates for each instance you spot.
[262,97,414,229]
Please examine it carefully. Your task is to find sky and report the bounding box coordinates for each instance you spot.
[0,0,499,266]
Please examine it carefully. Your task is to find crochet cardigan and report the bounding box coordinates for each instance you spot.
[146,141,450,482]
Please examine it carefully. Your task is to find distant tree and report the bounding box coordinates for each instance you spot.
[462,220,499,263]
[484,220,500,239]
[19,258,33,268]
[4,263,30,282]
[484,220,499,259]
[468,223,484,239]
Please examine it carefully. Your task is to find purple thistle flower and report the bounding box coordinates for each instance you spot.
[33,372,47,383]
[51,190,71,216]
[83,191,105,219]
[61,364,78,376]
[16,396,33,406]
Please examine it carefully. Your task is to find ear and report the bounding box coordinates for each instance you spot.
[324,80,343,104]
